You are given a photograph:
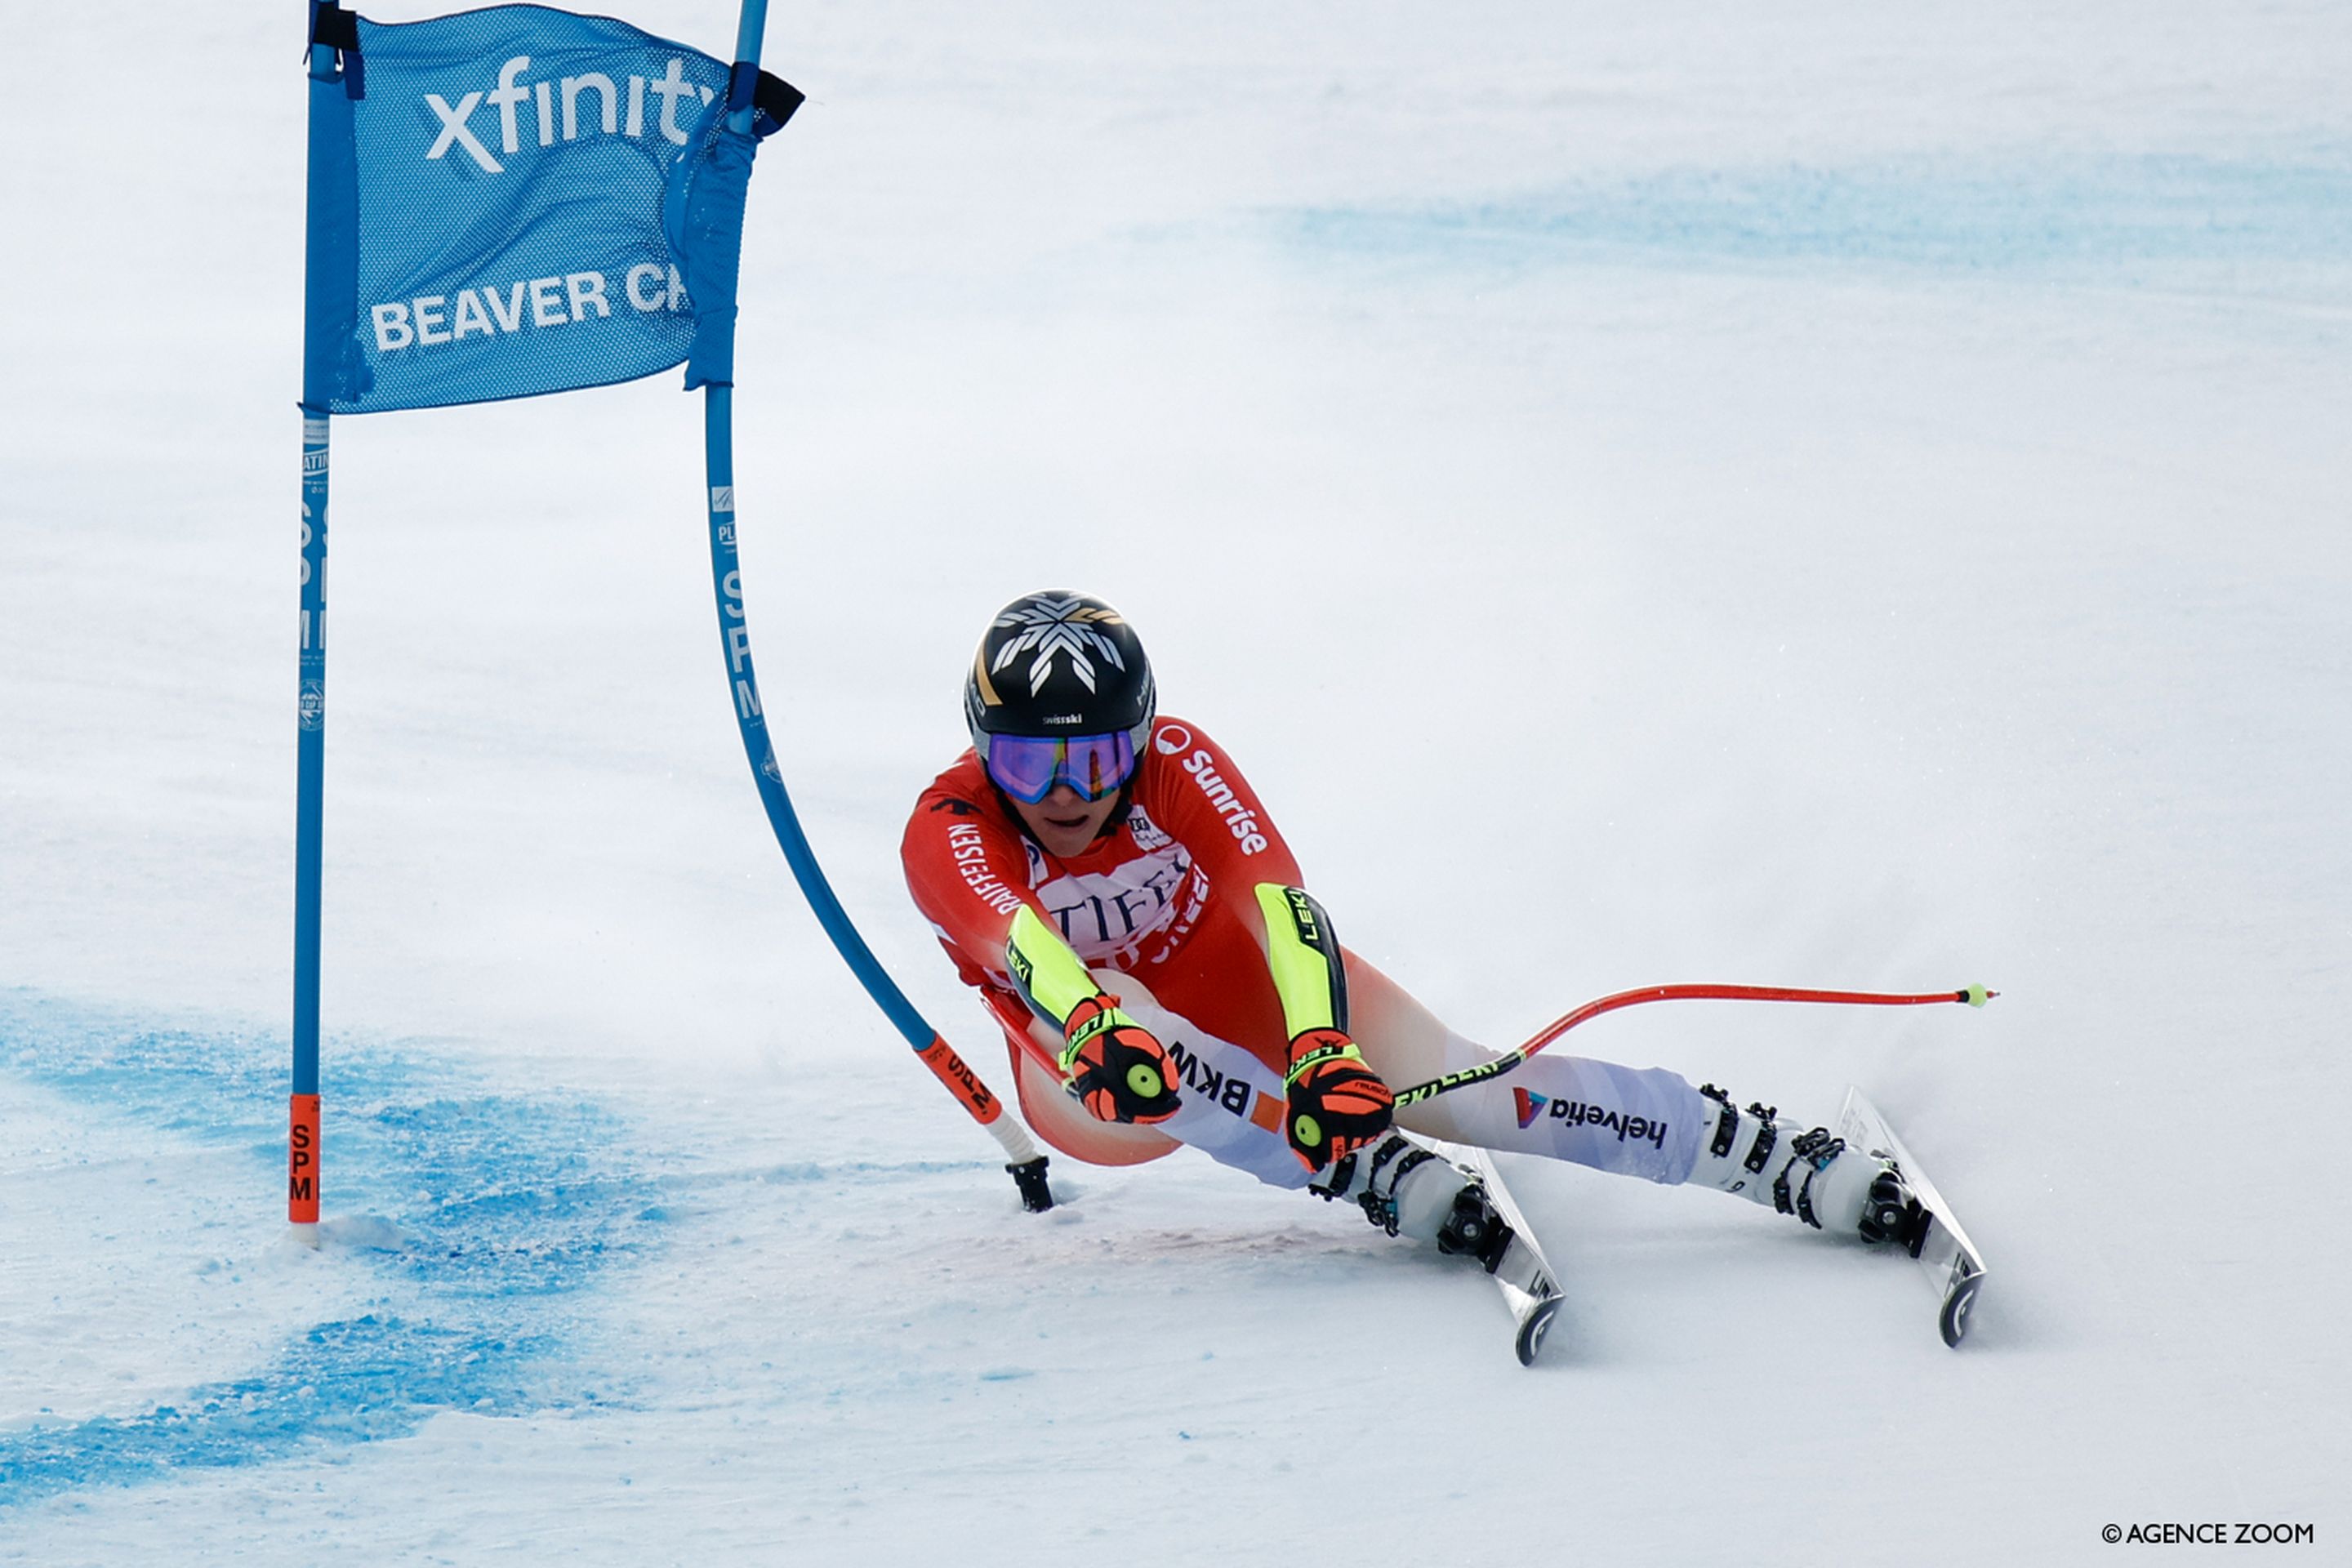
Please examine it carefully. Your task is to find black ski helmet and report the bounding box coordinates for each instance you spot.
[964,590,1156,751]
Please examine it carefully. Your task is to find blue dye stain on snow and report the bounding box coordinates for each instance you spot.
[0,996,661,1508]
[1283,154,2352,278]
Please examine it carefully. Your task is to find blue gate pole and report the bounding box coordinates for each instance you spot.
[289,15,341,1236]
[728,0,770,69]
[291,403,327,1236]
[706,0,1050,1209]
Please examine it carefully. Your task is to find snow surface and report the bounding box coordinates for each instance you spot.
[4,1,2349,1561]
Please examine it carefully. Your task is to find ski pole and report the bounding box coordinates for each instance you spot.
[1392,982,1995,1108]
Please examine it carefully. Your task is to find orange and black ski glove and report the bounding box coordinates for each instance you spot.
[1283,1027,1394,1171]
[1058,994,1183,1125]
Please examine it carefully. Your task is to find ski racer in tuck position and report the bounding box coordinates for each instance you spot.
[901,590,1922,1267]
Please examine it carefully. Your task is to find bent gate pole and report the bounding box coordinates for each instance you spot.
[701,0,1050,1207]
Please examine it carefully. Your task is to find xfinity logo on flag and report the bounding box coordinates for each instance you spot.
[305,5,742,414]
[424,55,716,175]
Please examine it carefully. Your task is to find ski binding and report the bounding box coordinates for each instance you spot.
[1834,1086,1987,1348]
[1428,1138,1562,1365]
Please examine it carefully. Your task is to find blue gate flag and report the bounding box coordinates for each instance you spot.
[303,4,764,415]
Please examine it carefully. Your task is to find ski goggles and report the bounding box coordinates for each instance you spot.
[982,730,1139,804]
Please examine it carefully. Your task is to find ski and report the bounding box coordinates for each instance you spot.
[1428,1138,1562,1366]
[1833,1086,1987,1348]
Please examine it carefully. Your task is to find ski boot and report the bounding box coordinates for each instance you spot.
[1309,1129,1508,1261]
[1310,1131,1560,1363]
[1689,1085,1927,1248]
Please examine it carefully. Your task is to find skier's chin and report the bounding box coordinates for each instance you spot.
[1035,818,1098,855]
[1012,791,1112,856]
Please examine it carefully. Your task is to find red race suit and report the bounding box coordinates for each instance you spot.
[904,713,1711,1189]
[902,715,1307,1165]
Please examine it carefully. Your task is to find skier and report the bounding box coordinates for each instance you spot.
[901,590,1919,1258]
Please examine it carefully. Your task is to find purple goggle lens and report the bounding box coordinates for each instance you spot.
[984,731,1138,804]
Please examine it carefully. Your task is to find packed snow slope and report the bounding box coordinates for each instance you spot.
[4,2,2347,1561]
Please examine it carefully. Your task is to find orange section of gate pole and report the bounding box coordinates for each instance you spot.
[288,1094,321,1225]
[919,1036,1004,1124]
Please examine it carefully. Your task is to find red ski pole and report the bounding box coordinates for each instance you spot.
[1392,982,1995,1108]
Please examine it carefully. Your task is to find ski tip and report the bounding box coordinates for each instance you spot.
[1515,1296,1561,1367]
[1940,1268,1985,1348]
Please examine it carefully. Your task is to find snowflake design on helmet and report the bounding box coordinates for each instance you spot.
[991,595,1128,697]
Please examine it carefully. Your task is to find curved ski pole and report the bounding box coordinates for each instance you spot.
[1392,982,1994,1109]
[699,0,1049,1212]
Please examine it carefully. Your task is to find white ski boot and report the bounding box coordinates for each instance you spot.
[1690,1085,1922,1245]
[1310,1129,1514,1263]
[1312,1129,1472,1240]
[1312,1131,1562,1362]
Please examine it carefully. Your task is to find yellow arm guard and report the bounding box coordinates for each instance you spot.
[1005,905,1126,1072]
[1254,884,1350,1045]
